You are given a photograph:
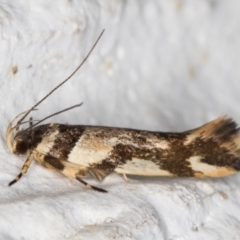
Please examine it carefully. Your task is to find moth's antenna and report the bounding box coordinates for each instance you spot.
[16,29,105,128]
[18,103,83,135]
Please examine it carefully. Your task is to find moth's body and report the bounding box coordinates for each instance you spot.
[8,117,240,192]
[5,31,240,192]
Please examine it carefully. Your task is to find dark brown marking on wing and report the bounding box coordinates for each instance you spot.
[49,125,86,159]
[189,118,240,170]
[44,156,65,170]
[91,118,240,177]
[92,132,196,176]
[32,124,60,149]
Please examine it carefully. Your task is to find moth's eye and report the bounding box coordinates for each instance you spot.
[15,141,29,155]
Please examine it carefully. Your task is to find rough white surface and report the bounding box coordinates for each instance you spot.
[0,0,240,239]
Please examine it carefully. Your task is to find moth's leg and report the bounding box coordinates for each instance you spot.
[88,170,99,180]
[62,163,107,193]
[76,176,107,193]
[55,160,108,193]
[9,153,34,186]
[89,169,108,181]
[36,154,107,193]
[123,173,128,181]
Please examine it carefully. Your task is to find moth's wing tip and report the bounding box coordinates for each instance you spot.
[188,116,240,172]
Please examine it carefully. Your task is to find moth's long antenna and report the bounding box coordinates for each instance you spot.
[19,103,83,135]
[16,29,105,128]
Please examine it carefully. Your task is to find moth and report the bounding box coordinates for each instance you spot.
[6,30,240,193]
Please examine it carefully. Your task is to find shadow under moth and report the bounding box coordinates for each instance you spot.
[6,30,240,193]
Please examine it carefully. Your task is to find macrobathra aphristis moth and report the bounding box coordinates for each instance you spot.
[6,30,240,193]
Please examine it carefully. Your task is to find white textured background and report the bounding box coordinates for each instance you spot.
[0,0,240,239]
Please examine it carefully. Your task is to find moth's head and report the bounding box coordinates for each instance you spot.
[12,130,32,155]
[6,111,32,155]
